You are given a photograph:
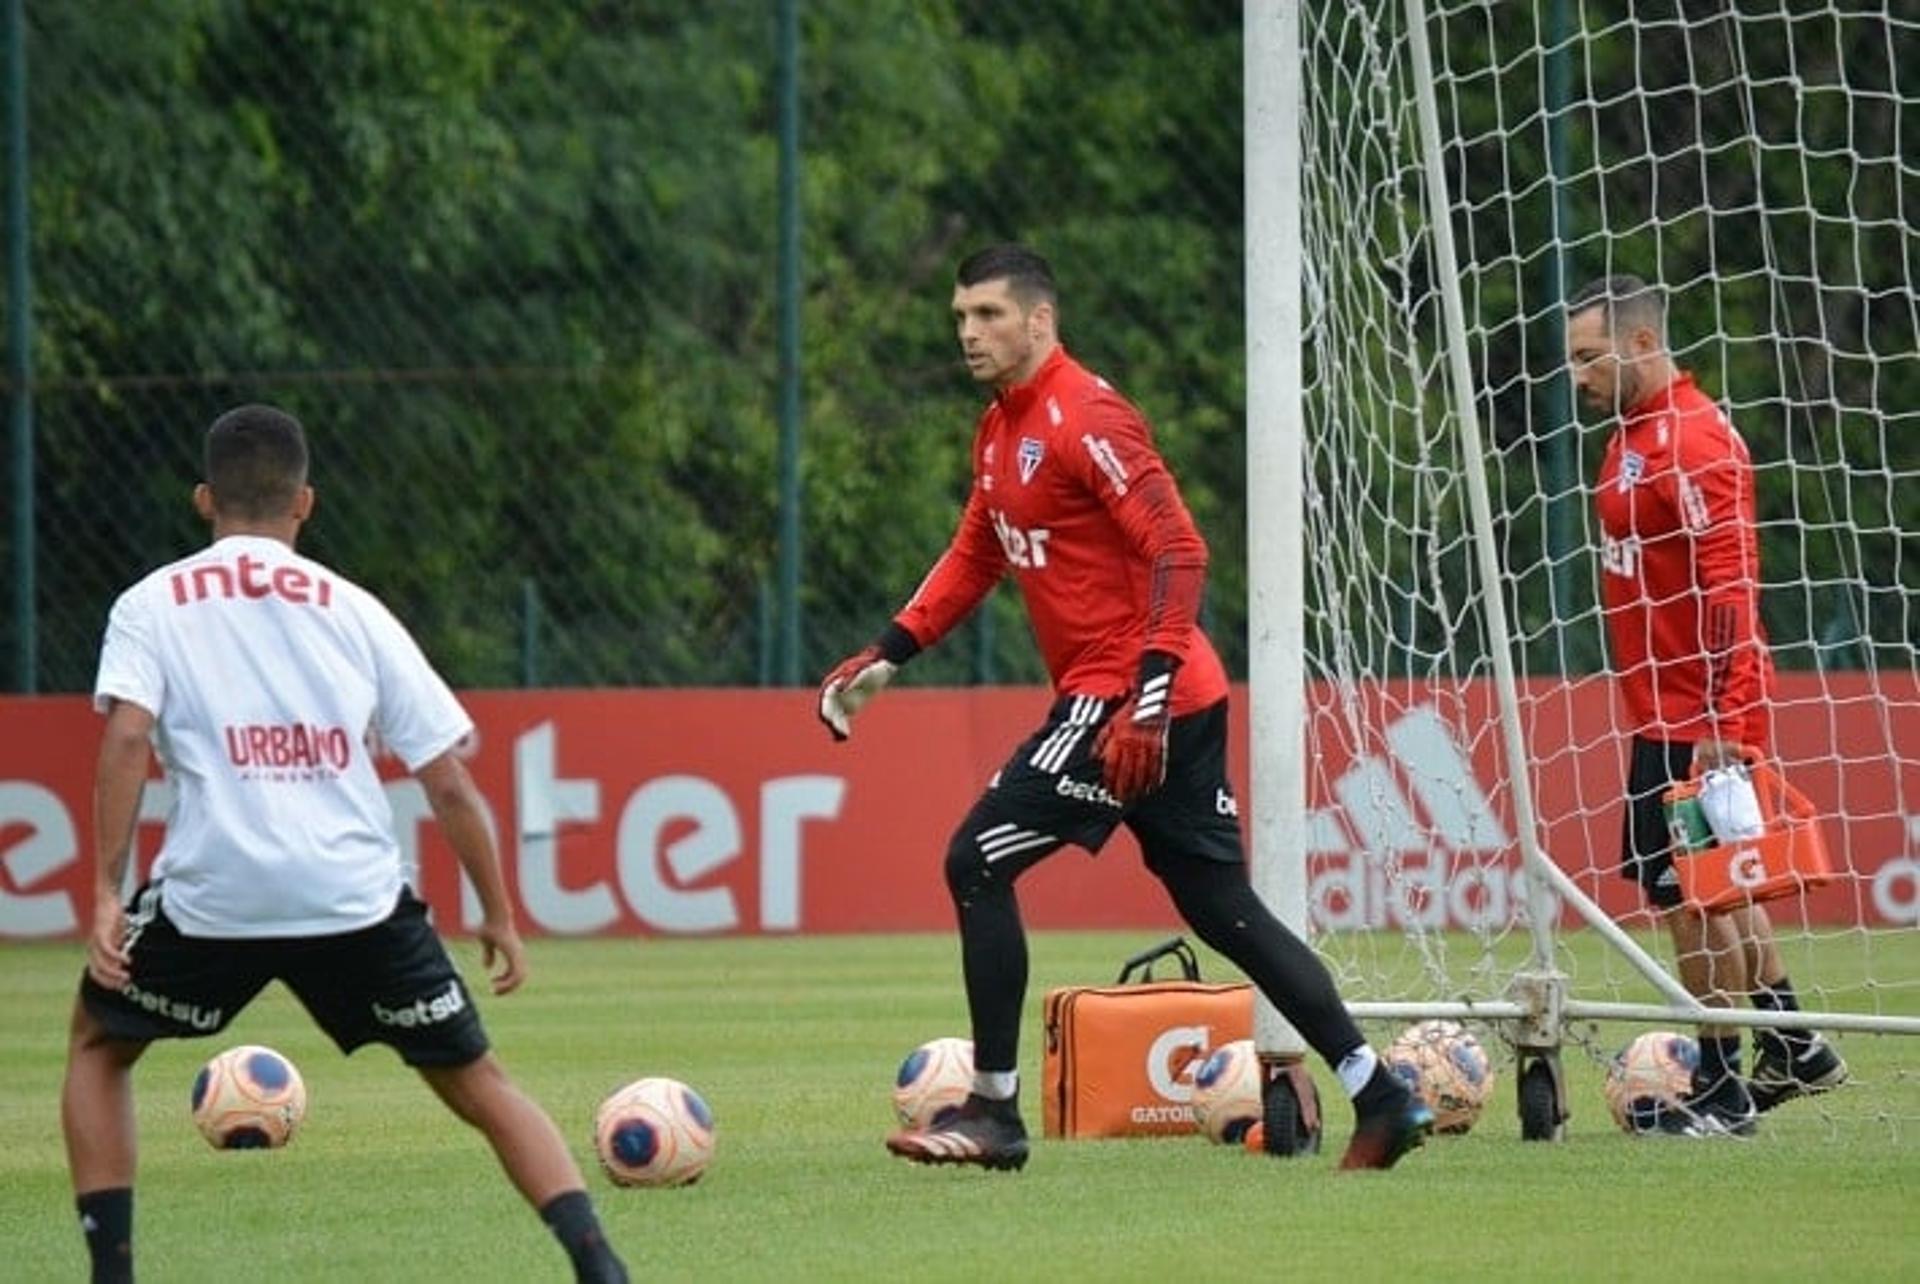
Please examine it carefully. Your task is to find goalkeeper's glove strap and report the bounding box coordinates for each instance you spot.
[875,621,921,666]
[1131,650,1178,722]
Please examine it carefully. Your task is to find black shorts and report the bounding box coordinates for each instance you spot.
[962,693,1245,874]
[1621,736,1693,910]
[80,882,490,1068]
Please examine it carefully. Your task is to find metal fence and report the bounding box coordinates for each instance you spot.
[4,0,1246,693]
[3,2,1913,694]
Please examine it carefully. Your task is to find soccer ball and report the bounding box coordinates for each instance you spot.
[190,1044,307,1150]
[1604,1031,1699,1134]
[594,1077,715,1188]
[1385,1019,1495,1135]
[1191,1039,1262,1144]
[891,1036,974,1131]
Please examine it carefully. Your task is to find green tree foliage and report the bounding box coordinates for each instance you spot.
[1299,2,1915,683]
[5,1,1910,692]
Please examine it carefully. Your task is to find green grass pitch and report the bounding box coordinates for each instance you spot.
[2,929,1915,1281]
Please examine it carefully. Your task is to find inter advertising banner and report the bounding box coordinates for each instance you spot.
[2,677,1916,941]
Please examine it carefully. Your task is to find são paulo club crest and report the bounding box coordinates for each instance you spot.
[1018,436,1044,484]
[1618,449,1644,491]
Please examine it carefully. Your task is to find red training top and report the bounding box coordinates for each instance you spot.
[894,346,1229,715]
[1592,370,1774,747]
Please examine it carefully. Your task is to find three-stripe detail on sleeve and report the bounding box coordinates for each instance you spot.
[1132,672,1171,723]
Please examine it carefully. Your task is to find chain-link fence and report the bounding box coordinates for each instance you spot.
[3,1,1243,693]
[3,2,1914,695]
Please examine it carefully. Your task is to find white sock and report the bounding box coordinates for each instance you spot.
[973,1070,1019,1101]
[1337,1046,1380,1099]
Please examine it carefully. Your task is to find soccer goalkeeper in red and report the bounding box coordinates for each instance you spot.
[817,244,1431,1172]
[1569,275,1847,1135]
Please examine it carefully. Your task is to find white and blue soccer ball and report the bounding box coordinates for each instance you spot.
[190,1044,307,1150]
[1386,1019,1495,1135]
[1191,1039,1263,1144]
[594,1076,715,1187]
[891,1037,974,1130]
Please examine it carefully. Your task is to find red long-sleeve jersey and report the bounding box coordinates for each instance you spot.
[1593,371,1774,747]
[894,346,1229,715]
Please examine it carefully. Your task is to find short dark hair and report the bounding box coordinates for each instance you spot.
[955,243,1058,311]
[204,404,309,520]
[1567,274,1666,340]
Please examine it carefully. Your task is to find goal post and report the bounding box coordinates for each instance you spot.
[1247,0,1920,1144]
[1244,0,1308,1057]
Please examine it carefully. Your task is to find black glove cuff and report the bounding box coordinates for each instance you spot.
[874,621,921,666]
[1136,649,1179,689]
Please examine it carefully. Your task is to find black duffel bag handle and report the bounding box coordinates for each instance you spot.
[1115,935,1201,985]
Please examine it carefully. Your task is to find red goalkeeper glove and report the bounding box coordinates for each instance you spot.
[817,623,920,742]
[1094,652,1178,802]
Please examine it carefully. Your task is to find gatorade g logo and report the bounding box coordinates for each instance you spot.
[1729,847,1768,889]
[1146,1024,1211,1103]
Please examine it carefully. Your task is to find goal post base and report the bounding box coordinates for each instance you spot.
[1506,968,1571,1142]
[1497,967,1574,1136]
[1505,968,1569,1049]
[1514,1048,1571,1142]
[1251,1054,1324,1157]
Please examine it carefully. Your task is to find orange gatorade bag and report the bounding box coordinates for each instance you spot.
[1041,937,1253,1139]
[1662,759,1836,912]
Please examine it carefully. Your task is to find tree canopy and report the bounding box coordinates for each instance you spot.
[5,1,1910,692]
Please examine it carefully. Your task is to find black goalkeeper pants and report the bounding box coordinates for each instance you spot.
[944,823,1367,1081]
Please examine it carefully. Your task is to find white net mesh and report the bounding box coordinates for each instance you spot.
[1288,0,1918,1107]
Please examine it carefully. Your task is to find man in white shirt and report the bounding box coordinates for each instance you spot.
[61,405,628,1284]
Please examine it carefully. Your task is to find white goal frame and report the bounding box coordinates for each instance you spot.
[1246,0,1920,1141]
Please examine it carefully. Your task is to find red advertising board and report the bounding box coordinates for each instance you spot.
[2,677,1916,940]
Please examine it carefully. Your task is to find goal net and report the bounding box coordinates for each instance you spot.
[1248,0,1918,1140]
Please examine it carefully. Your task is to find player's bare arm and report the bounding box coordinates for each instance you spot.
[87,698,154,990]
[417,750,528,995]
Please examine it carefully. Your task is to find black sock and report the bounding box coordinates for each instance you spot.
[1353,1062,1405,1114]
[947,850,1034,1076]
[77,1187,133,1284]
[966,1090,1022,1123]
[539,1190,628,1284]
[1752,975,1801,1012]
[1697,1034,1742,1089]
[1752,977,1811,1053]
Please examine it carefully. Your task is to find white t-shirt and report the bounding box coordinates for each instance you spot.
[93,535,473,938]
